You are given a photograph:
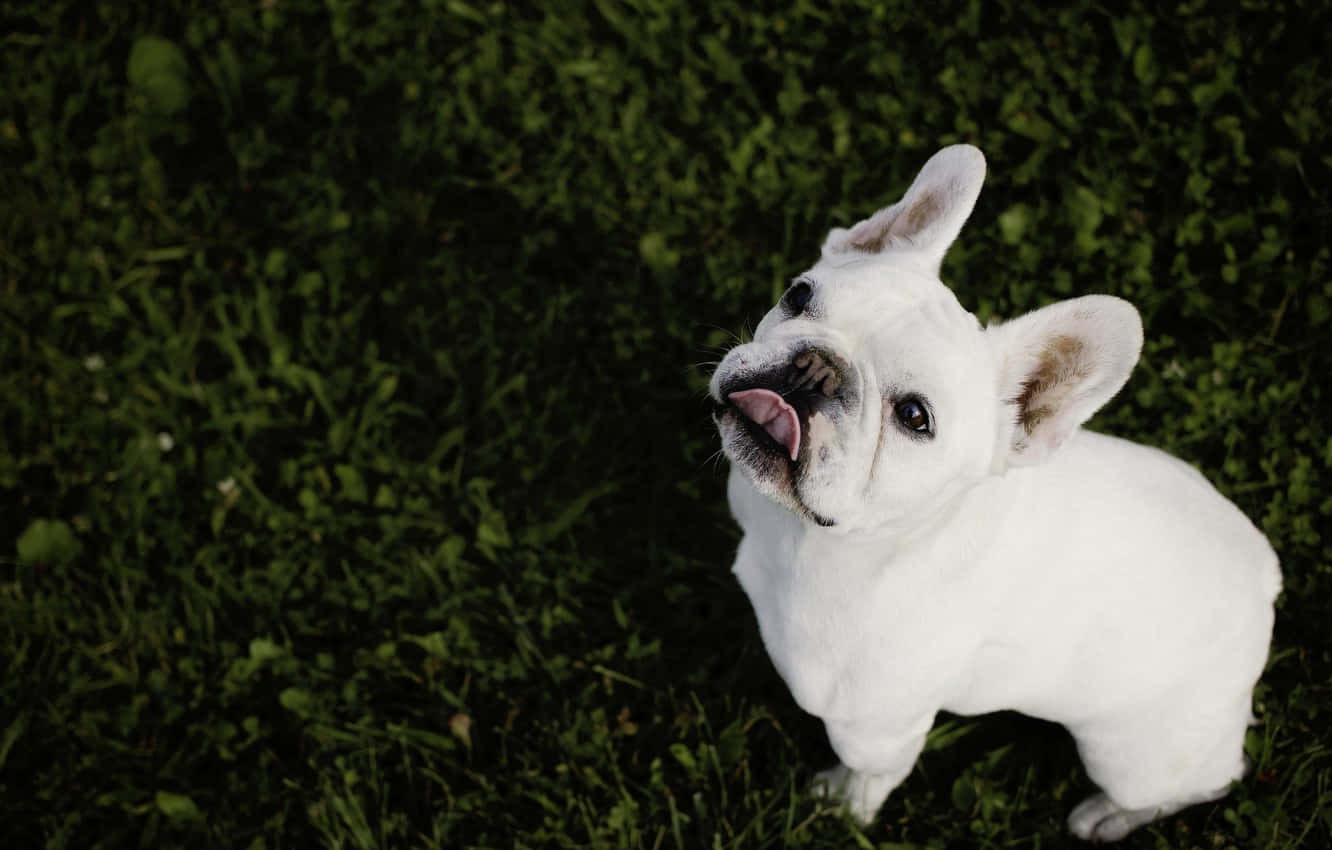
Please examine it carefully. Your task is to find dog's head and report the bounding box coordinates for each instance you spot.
[711,145,1143,532]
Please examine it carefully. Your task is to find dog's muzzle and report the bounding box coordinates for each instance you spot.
[715,347,853,462]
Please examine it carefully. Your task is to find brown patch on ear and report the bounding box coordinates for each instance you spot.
[847,191,945,253]
[848,223,891,254]
[900,190,943,237]
[1013,334,1089,434]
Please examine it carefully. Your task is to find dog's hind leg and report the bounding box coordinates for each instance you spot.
[1066,693,1250,842]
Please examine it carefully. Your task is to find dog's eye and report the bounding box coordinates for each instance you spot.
[896,398,931,434]
[784,281,813,313]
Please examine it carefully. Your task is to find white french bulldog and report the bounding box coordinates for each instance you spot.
[710,145,1281,842]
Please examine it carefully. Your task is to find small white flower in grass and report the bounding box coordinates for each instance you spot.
[216,477,237,496]
[157,432,174,452]
[84,354,105,372]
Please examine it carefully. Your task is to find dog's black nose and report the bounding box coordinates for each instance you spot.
[792,349,844,398]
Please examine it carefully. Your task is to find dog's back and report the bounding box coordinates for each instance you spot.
[961,429,1278,718]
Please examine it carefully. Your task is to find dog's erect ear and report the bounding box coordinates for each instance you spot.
[822,144,986,272]
[990,295,1143,467]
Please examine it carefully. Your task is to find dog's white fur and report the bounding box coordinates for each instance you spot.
[710,145,1280,842]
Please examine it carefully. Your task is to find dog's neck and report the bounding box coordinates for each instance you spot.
[730,464,1015,580]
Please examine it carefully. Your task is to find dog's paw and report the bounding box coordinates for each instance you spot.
[810,764,851,798]
[809,764,889,825]
[1068,783,1232,843]
[1068,793,1129,842]
[1067,793,1163,843]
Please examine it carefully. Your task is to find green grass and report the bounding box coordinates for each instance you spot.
[3,1,1329,847]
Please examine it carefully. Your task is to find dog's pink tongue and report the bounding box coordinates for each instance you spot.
[729,389,801,460]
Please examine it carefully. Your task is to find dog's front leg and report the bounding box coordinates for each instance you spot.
[811,713,935,824]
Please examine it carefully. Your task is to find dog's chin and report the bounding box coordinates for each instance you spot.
[716,409,836,527]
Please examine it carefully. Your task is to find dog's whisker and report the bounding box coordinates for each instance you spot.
[698,324,746,349]
[699,447,727,473]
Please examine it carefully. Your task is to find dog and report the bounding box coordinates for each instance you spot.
[709,145,1280,842]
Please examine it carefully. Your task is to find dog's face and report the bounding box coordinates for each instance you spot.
[712,146,1143,532]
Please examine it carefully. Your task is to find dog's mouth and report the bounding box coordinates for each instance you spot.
[715,347,851,465]
[729,388,802,460]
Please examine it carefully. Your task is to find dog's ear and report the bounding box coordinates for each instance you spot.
[822,144,986,272]
[990,295,1143,466]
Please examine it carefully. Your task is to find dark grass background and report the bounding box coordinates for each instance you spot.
[3,1,1330,847]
